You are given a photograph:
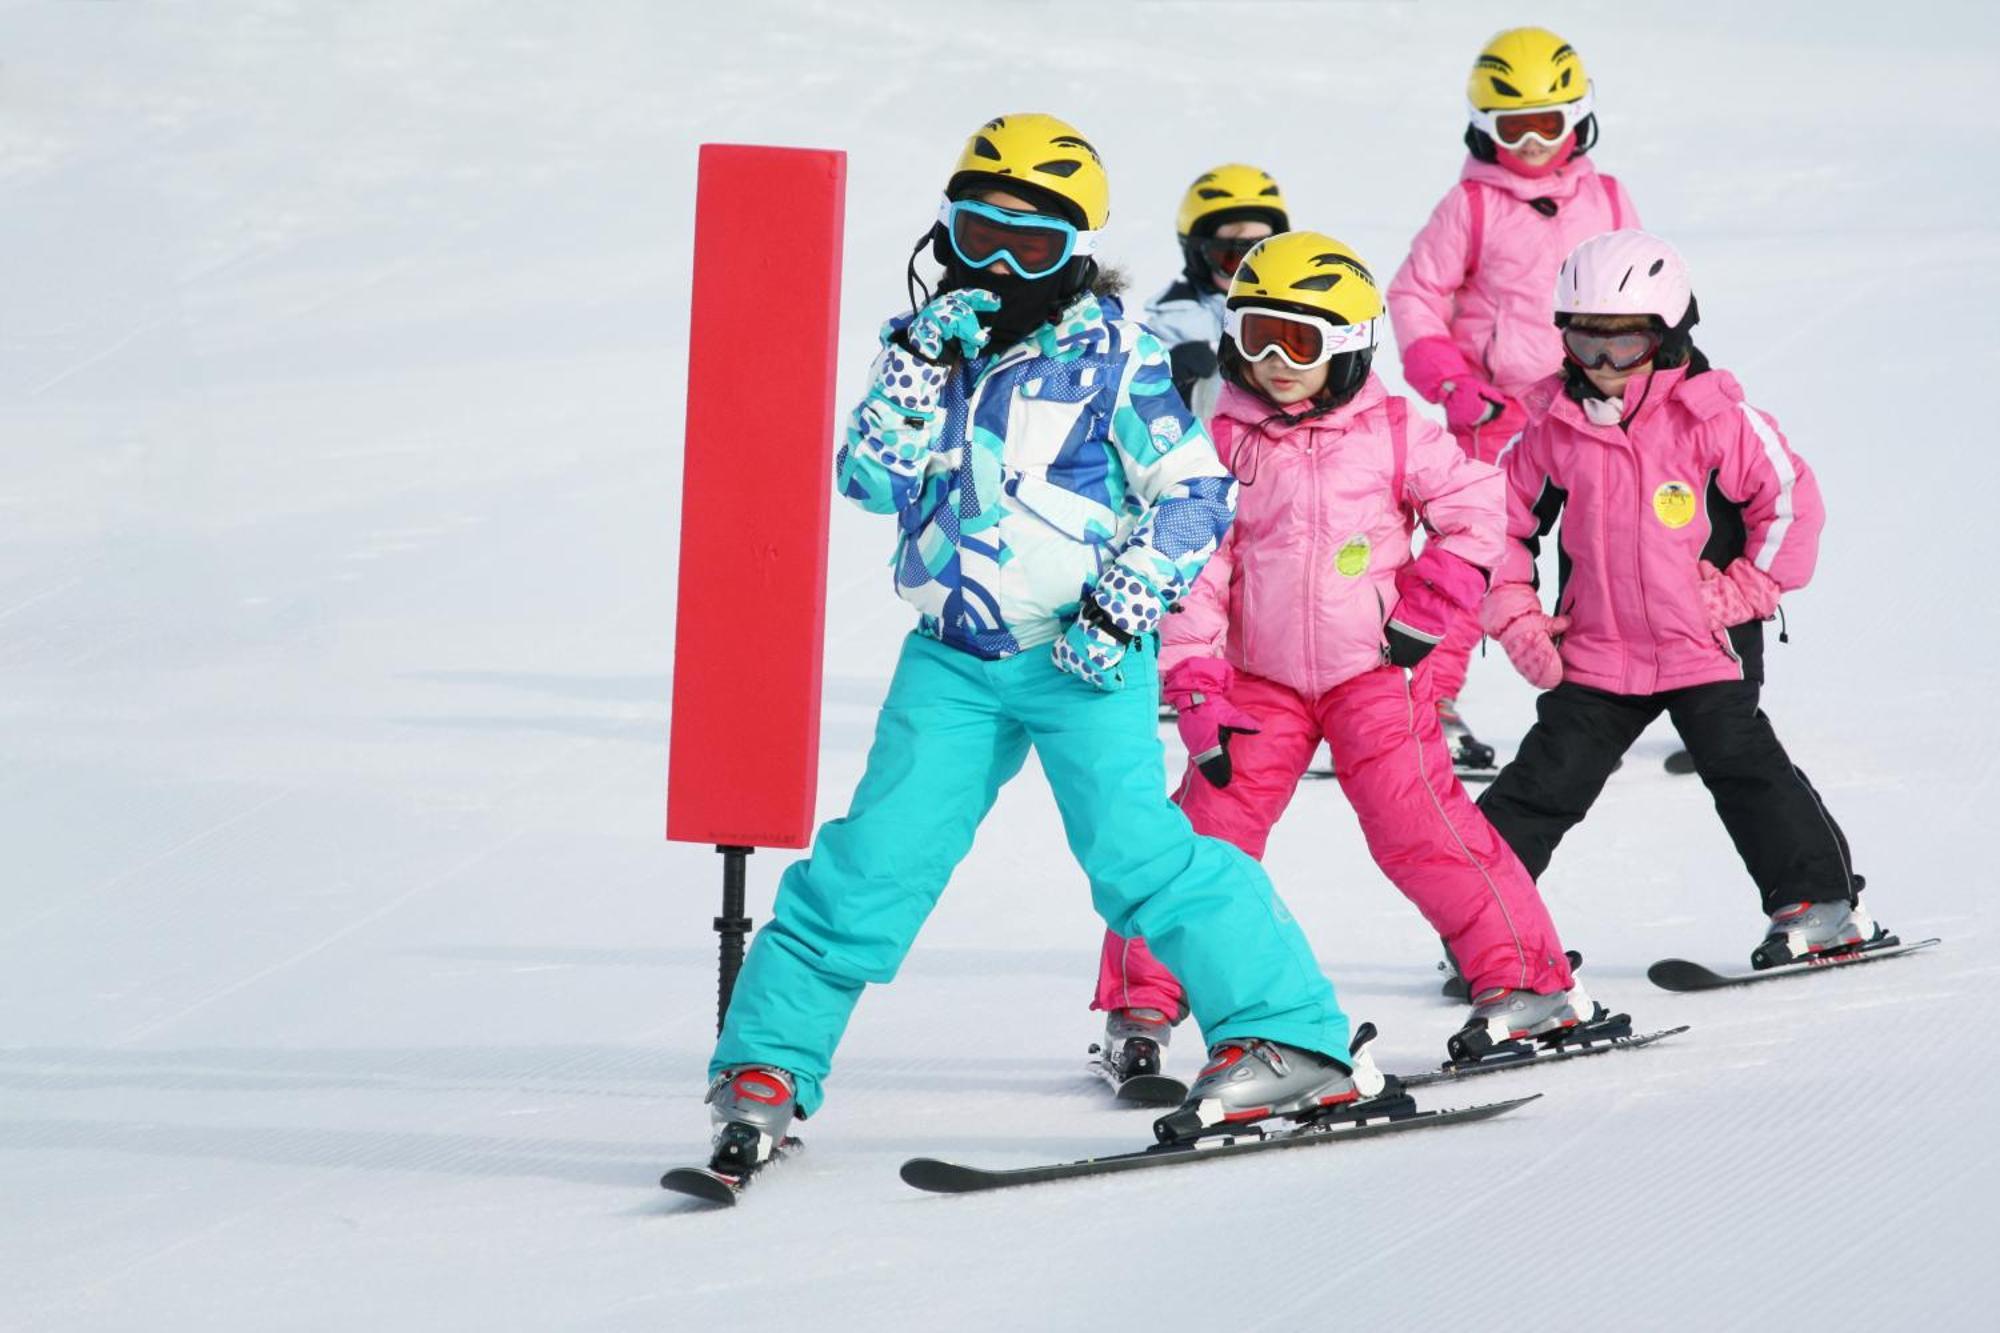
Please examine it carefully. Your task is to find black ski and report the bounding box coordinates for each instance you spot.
[900,1095,1539,1195]
[1088,1062,1188,1107]
[1648,936,1939,993]
[660,1138,799,1207]
[1397,1024,1689,1088]
[1663,749,1696,775]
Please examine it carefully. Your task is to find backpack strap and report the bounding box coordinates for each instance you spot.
[1599,173,1625,229]
[1387,396,1412,527]
[1461,179,1486,283]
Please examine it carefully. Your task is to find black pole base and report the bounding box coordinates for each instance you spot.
[715,845,754,1035]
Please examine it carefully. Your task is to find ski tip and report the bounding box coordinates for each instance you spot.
[900,1157,986,1194]
[1646,958,1715,991]
[660,1167,741,1206]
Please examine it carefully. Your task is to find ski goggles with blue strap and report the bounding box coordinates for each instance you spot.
[938,197,1101,280]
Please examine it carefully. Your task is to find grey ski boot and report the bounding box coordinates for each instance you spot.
[1437,938,1470,1000]
[706,1065,800,1175]
[1448,976,1605,1063]
[1753,898,1881,969]
[1095,1007,1172,1082]
[1153,1026,1400,1142]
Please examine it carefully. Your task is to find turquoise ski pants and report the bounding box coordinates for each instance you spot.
[710,632,1351,1115]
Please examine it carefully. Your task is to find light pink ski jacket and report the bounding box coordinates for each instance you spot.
[1163,377,1507,697]
[1388,156,1640,402]
[1495,365,1825,696]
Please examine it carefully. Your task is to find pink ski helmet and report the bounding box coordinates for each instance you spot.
[1553,229,1693,326]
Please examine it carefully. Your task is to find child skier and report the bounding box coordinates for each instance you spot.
[1477,229,1886,967]
[1092,230,1606,1082]
[1387,26,1642,775]
[700,116,1386,1181]
[1146,164,1289,421]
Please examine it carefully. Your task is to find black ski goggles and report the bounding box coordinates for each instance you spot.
[1562,324,1662,371]
[1194,234,1260,278]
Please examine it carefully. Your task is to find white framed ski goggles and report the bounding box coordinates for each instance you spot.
[1466,84,1594,149]
[1225,305,1378,370]
[937,196,1101,280]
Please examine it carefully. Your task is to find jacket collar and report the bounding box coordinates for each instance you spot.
[1214,374,1386,438]
[1460,153,1601,205]
[982,290,1114,371]
[1534,363,1746,439]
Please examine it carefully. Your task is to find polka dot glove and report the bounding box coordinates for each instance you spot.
[1090,564,1164,640]
[1051,612,1131,692]
[1050,569,1164,693]
[868,339,951,427]
[904,289,999,363]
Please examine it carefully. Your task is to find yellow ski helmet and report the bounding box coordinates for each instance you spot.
[1467,27,1588,110]
[1227,231,1385,326]
[1223,231,1382,408]
[1174,163,1289,239]
[945,113,1109,230]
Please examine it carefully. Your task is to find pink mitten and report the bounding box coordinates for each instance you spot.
[1443,378,1508,433]
[1387,547,1489,667]
[1163,658,1261,787]
[1697,559,1781,646]
[1399,335,1477,404]
[1482,582,1569,690]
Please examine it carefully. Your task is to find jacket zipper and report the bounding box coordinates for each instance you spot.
[1305,433,1319,686]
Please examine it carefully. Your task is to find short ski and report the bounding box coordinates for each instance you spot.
[1398,1024,1689,1088]
[660,1138,799,1207]
[1648,935,1939,993]
[1089,1064,1188,1107]
[900,1095,1538,1195]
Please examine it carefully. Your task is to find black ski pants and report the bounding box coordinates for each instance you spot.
[1477,679,1859,914]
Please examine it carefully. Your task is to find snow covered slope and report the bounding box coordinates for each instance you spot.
[2,1,1994,1327]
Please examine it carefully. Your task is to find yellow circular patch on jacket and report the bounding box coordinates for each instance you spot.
[1653,481,1696,529]
[1335,534,1371,577]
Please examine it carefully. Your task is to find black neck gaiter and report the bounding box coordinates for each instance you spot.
[940,260,1070,350]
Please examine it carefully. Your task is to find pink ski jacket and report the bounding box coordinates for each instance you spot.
[1162,377,1507,697]
[1388,156,1640,403]
[1495,364,1825,696]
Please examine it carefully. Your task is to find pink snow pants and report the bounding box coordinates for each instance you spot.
[1094,666,1575,1015]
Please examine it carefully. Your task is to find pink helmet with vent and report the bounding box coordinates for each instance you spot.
[1553,229,1692,326]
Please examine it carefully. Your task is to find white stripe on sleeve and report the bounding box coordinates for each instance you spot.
[1739,402,1796,572]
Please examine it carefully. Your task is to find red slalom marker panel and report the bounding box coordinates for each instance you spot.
[667,144,846,852]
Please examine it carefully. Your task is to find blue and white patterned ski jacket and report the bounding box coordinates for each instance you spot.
[837,292,1236,660]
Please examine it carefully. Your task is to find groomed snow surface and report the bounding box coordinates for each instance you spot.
[3,2,1995,1328]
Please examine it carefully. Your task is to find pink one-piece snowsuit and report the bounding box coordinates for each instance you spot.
[1093,378,1577,1018]
[1386,153,1641,700]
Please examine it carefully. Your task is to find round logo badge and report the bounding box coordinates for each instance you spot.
[1335,534,1371,577]
[1653,481,1696,529]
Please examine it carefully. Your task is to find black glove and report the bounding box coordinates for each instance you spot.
[1385,624,1439,669]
